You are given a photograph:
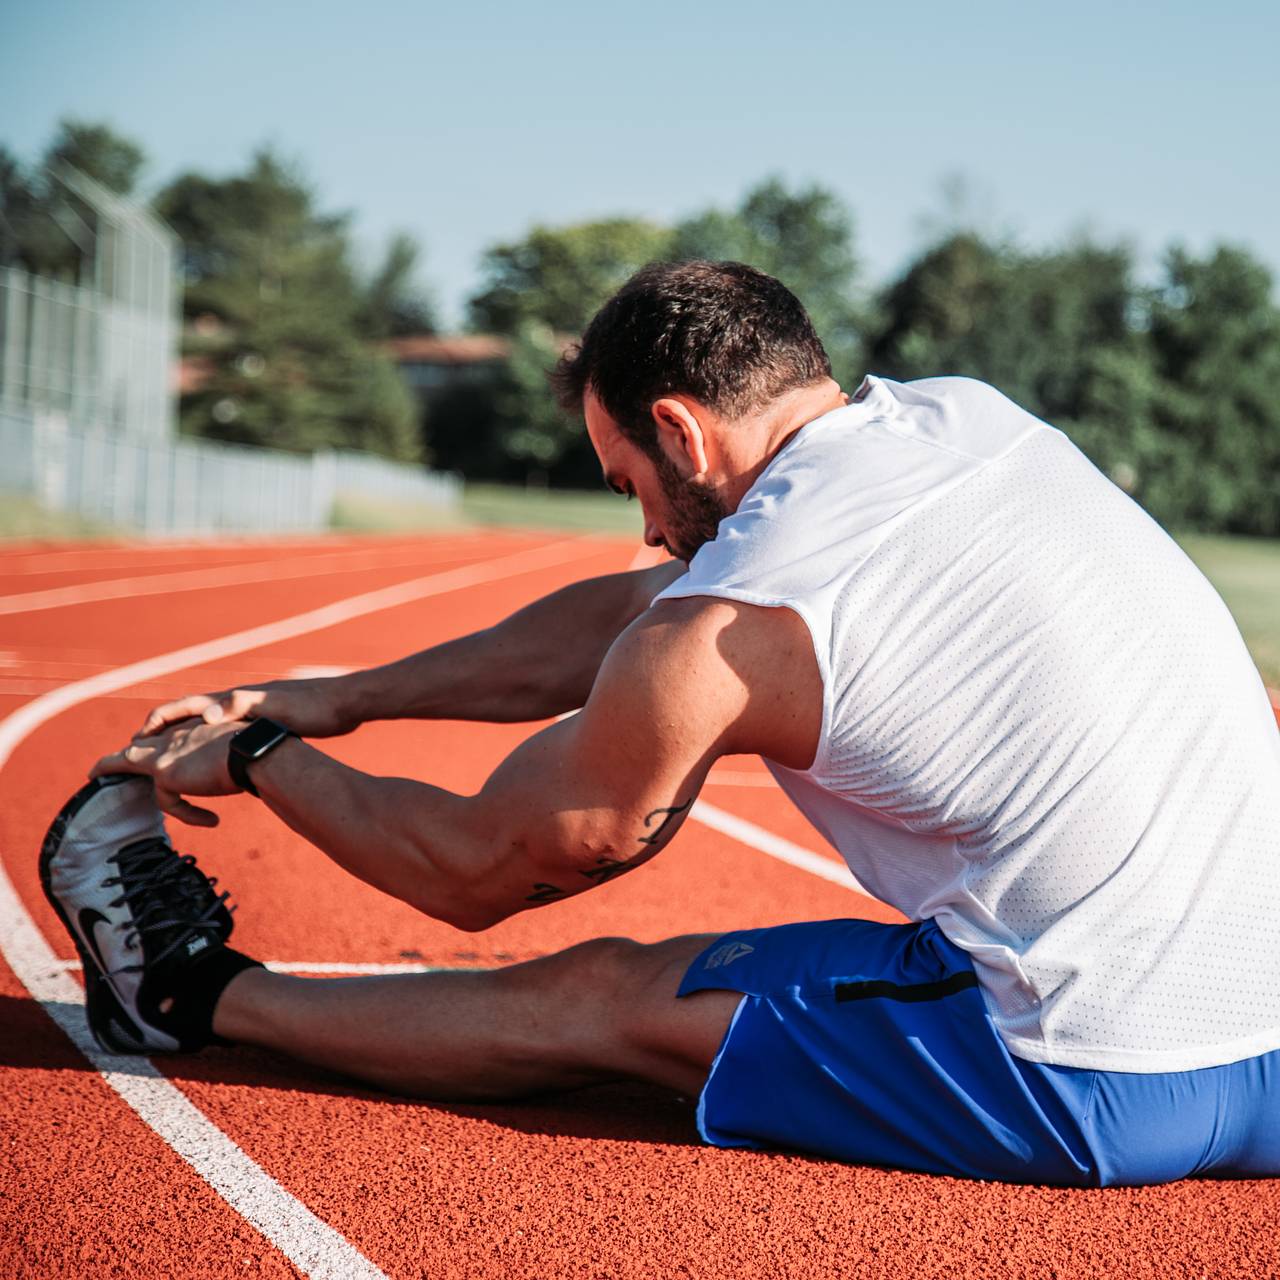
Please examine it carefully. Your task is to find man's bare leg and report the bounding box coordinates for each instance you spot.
[212,935,741,1100]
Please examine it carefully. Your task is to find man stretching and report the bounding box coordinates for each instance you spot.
[43,261,1280,1185]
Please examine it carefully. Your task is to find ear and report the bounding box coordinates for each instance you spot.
[650,397,710,479]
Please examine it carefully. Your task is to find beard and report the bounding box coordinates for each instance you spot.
[650,448,732,563]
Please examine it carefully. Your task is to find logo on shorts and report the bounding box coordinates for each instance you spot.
[704,941,754,969]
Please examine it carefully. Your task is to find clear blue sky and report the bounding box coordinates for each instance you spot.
[4,0,1277,328]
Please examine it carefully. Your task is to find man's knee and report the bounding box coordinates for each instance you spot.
[516,934,702,1005]
[495,935,705,1057]
[504,935,644,986]
[496,935,645,1021]
[535,934,732,1086]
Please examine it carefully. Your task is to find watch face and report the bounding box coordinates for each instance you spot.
[233,718,291,759]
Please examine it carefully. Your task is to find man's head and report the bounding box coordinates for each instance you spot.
[552,260,840,561]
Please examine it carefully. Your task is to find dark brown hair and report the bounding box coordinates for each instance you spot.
[551,260,831,456]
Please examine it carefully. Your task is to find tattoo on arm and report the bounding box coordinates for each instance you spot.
[637,798,693,846]
[525,882,567,904]
[578,857,630,885]
[525,798,694,905]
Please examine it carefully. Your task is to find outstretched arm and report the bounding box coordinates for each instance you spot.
[100,595,821,929]
[137,559,686,737]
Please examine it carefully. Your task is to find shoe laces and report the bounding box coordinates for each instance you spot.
[100,837,233,974]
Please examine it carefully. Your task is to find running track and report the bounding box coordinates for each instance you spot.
[2,530,1278,1279]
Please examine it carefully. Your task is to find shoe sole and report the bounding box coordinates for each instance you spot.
[39,775,150,1054]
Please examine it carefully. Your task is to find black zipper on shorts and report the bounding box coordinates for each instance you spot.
[833,970,979,1004]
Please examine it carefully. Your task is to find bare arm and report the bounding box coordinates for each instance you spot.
[342,558,685,723]
[138,559,686,736]
[240,595,821,931]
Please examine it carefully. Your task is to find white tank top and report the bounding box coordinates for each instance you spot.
[657,375,1280,1071]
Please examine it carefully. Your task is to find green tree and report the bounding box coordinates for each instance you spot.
[463,181,866,482]
[490,320,597,484]
[358,231,438,338]
[155,150,420,461]
[44,119,145,197]
[0,120,149,279]
[468,218,672,335]
[0,146,64,274]
[1143,246,1280,534]
[867,232,1138,421]
[868,231,1280,535]
[866,230,1161,504]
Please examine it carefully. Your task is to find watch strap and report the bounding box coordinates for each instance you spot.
[227,718,294,797]
[226,745,259,796]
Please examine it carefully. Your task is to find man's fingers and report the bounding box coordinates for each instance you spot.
[140,686,270,737]
[90,740,157,779]
[138,695,215,738]
[203,688,265,725]
[155,786,220,828]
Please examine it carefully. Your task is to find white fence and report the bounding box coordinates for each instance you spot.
[0,408,460,535]
[0,167,179,441]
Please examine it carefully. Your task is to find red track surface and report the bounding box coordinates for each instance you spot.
[2,531,1278,1279]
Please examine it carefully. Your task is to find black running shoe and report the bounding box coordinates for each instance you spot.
[40,774,256,1053]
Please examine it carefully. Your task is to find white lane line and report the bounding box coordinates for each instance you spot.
[557,696,868,894]
[50,958,456,976]
[691,800,870,896]
[271,961,452,975]
[0,536,596,763]
[1,528,867,1272]
[12,946,386,1280]
[0,534,603,1280]
[0,537,498,616]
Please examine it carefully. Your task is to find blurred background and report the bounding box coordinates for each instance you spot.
[1,0,1277,677]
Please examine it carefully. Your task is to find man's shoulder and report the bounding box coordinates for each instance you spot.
[611,594,821,770]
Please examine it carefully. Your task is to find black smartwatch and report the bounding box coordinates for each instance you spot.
[227,718,295,796]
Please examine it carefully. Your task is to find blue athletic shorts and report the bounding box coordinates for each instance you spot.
[677,918,1280,1186]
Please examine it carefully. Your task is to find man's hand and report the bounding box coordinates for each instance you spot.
[92,719,245,827]
[136,677,355,741]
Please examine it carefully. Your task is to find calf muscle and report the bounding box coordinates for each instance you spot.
[213,934,738,1101]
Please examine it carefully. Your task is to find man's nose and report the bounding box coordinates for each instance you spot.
[643,518,664,548]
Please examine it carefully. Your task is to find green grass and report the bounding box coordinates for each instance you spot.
[1177,534,1280,689]
[329,493,467,533]
[459,483,643,533]
[0,496,120,540]
[331,483,643,535]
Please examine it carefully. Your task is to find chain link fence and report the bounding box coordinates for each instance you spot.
[0,407,459,535]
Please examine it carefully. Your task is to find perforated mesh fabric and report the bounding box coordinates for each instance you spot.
[658,376,1280,1071]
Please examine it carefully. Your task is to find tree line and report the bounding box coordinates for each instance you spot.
[1,122,429,462]
[3,121,1277,535]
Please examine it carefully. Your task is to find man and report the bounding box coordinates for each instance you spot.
[43,261,1280,1186]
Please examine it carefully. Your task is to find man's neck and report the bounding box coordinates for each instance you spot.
[719,379,850,511]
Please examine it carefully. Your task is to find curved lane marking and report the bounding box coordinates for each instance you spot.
[13,962,388,1280]
[691,800,868,894]
[50,958,455,976]
[0,529,874,1273]
[0,534,600,1280]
